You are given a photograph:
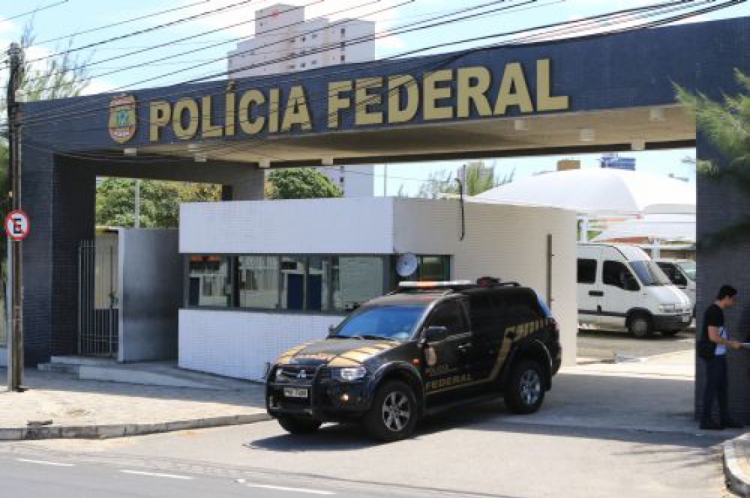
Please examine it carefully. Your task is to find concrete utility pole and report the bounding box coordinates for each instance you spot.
[6,42,25,392]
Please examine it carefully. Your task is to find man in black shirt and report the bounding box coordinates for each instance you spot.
[699,285,743,430]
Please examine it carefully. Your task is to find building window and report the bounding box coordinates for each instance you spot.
[341,55,346,62]
[301,63,306,68]
[332,257,386,311]
[341,27,346,35]
[188,256,231,308]
[312,60,318,66]
[237,256,280,309]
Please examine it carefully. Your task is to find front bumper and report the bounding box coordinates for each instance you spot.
[266,365,372,421]
[653,313,692,331]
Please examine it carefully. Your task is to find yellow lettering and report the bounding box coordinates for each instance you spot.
[536,59,570,112]
[388,75,419,124]
[201,96,223,139]
[239,90,266,136]
[494,62,534,115]
[355,77,384,126]
[423,69,455,121]
[268,88,281,133]
[281,85,312,132]
[173,98,199,140]
[457,67,492,119]
[149,101,171,142]
[328,80,353,129]
[225,90,236,137]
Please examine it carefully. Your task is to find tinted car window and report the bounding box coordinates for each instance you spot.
[468,293,496,335]
[657,262,687,286]
[335,305,426,341]
[427,300,468,337]
[603,261,640,291]
[577,259,597,284]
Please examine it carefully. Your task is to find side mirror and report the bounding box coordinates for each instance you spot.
[423,326,449,344]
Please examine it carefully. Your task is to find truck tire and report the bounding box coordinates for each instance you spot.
[277,417,322,435]
[504,360,545,415]
[628,313,653,339]
[363,380,418,442]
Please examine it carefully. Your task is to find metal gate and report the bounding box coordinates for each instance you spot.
[78,236,119,357]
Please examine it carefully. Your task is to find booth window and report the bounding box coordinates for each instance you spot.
[332,256,386,312]
[188,256,231,307]
[237,256,280,310]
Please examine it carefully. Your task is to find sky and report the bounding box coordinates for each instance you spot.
[1,0,749,195]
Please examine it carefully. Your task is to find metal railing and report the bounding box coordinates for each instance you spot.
[77,238,119,357]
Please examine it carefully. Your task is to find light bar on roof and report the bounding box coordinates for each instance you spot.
[398,281,473,289]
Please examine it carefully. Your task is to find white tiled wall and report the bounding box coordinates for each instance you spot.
[179,310,346,381]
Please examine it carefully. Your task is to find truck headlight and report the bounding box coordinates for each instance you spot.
[333,366,367,382]
[659,304,676,313]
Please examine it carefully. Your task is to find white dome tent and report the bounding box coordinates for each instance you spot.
[473,168,696,254]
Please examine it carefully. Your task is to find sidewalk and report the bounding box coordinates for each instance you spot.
[0,367,269,440]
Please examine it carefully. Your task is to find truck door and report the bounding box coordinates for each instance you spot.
[422,299,474,402]
[578,254,602,326]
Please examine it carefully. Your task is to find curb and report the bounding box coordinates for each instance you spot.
[0,413,272,441]
[724,435,750,497]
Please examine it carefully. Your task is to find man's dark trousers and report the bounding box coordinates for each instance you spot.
[701,355,729,425]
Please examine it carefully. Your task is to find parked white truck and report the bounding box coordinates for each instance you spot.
[577,244,692,338]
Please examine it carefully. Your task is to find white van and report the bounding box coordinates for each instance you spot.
[577,244,692,338]
[654,259,697,315]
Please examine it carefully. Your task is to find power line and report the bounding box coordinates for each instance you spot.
[20,0,712,132]
[34,0,212,46]
[20,0,540,125]
[23,0,260,65]
[20,0,724,169]
[2,0,70,22]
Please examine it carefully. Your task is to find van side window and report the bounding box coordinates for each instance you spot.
[657,263,687,287]
[577,259,597,284]
[427,300,469,337]
[603,261,640,291]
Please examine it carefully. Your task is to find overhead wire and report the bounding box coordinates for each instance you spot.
[19,0,552,126]
[20,0,715,131]
[2,0,70,23]
[19,0,727,170]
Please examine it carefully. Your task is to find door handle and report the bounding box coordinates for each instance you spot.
[589,291,604,297]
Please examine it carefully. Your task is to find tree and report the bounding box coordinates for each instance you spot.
[677,70,750,247]
[96,179,221,229]
[0,22,91,210]
[267,168,343,199]
[416,161,515,199]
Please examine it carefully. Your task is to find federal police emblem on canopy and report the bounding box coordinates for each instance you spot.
[108,95,137,143]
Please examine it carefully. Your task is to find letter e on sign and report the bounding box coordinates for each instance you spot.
[5,210,30,242]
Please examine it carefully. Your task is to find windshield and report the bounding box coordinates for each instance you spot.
[676,261,696,282]
[334,305,427,341]
[629,260,672,286]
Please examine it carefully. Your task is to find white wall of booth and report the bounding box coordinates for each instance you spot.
[179,197,578,381]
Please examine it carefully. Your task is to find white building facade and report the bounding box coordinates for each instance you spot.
[228,3,376,197]
[179,198,578,381]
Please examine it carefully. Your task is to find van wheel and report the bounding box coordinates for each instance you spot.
[628,314,653,338]
[504,360,545,415]
[363,381,417,442]
[277,417,322,435]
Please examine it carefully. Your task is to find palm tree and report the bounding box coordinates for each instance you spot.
[677,70,750,247]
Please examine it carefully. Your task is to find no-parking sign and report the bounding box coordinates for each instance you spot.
[5,210,30,241]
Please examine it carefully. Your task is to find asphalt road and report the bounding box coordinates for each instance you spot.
[577,328,695,361]
[0,406,734,498]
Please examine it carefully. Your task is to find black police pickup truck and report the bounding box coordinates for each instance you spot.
[266,279,562,441]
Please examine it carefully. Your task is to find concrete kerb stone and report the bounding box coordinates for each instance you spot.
[0,413,271,441]
[724,434,750,498]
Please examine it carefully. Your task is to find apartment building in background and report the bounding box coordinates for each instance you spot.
[227,4,376,197]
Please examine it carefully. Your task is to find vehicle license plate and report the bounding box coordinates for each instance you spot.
[284,388,308,398]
